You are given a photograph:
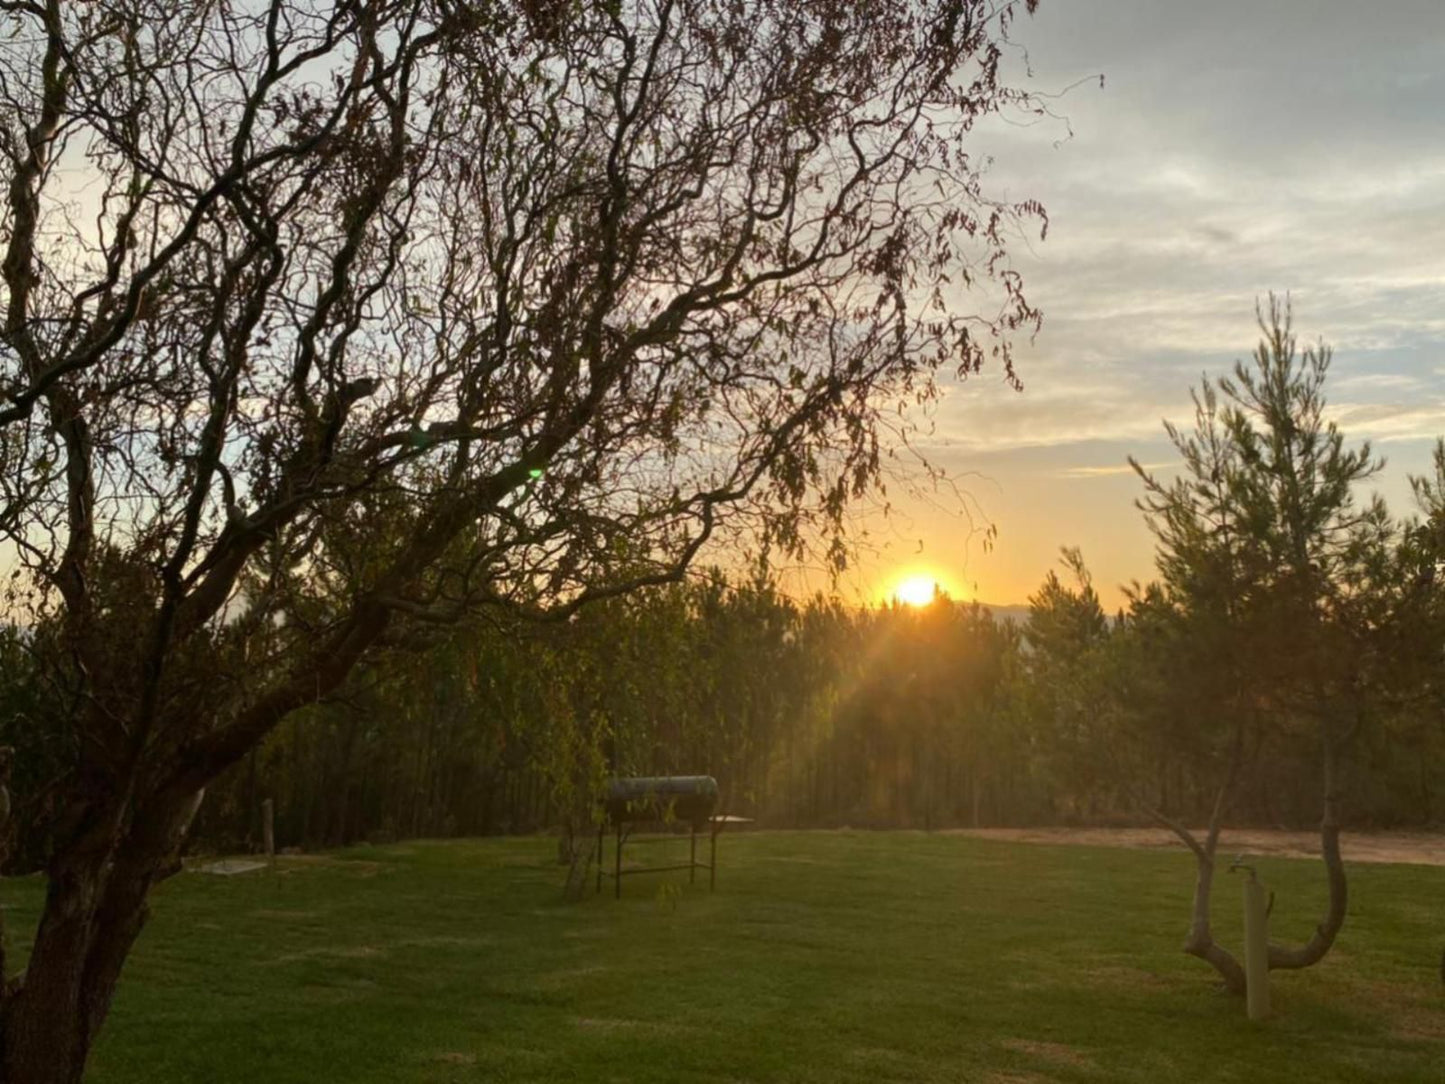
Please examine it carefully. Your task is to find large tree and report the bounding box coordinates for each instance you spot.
[0,0,1047,1076]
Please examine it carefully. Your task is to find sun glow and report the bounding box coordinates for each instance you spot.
[891,574,942,607]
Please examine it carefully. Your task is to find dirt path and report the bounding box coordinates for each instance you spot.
[953,827,1445,866]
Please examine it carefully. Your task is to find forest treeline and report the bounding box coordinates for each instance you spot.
[172,536,1437,854]
[3,310,1444,862]
[105,530,1438,854]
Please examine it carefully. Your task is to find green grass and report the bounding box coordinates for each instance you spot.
[5,832,1442,1082]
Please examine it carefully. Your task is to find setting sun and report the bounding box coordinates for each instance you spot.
[892,574,942,607]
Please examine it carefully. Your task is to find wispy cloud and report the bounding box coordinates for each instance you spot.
[1331,403,1445,444]
[1058,461,1177,479]
[1332,373,1428,393]
[927,0,1445,461]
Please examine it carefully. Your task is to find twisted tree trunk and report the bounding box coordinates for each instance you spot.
[1152,772,1248,995]
[1140,717,1250,994]
[1267,741,1347,971]
[1,788,198,1083]
[1149,734,1350,1000]
[1180,827,1247,995]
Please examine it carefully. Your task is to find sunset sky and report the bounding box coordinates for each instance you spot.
[842,0,1445,610]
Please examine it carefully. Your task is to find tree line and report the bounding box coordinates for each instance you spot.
[5,312,1441,875]
[193,304,1443,851]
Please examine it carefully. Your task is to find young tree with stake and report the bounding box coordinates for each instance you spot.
[1131,299,1405,994]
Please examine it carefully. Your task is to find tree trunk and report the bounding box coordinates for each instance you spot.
[3,855,122,1082]
[1,789,198,1083]
[1268,741,1347,970]
[1143,754,1248,995]
[1180,833,1247,995]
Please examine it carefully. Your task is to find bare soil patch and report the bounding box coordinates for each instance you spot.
[265,944,385,965]
[429,1052,476,1066]
[953,828,1445,866]
[1000,1039,1093,1068]
[1390,1006,1445,1043]
[574,1016,695,1035]
[1079,964,1172,990]
[194,859,267,876]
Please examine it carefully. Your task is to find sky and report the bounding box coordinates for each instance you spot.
[6,2,1441,618]
[835,0,1445,610]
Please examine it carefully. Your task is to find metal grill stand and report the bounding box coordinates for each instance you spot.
[595,776,738,898]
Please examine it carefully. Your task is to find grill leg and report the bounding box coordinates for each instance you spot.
[615,821,623,899]
[710,827,717,892]
[690,826,697,884]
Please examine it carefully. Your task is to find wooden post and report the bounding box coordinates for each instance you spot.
[261,798,275,869]
[1242,871,1271,1020]
[596,820,605,895]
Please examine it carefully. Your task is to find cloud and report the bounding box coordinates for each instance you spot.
[1332,373,1429,393]
[924,0,1445,460]
[1058,461,1176,480]
[1331,403,1445,444]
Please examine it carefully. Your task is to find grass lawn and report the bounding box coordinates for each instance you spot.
[5,831,1442,1082]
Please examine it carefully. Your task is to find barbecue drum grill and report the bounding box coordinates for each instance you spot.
[604,775,719,826]
[595,775,735,898]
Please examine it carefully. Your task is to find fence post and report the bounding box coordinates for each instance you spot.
[261,798,275,870]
